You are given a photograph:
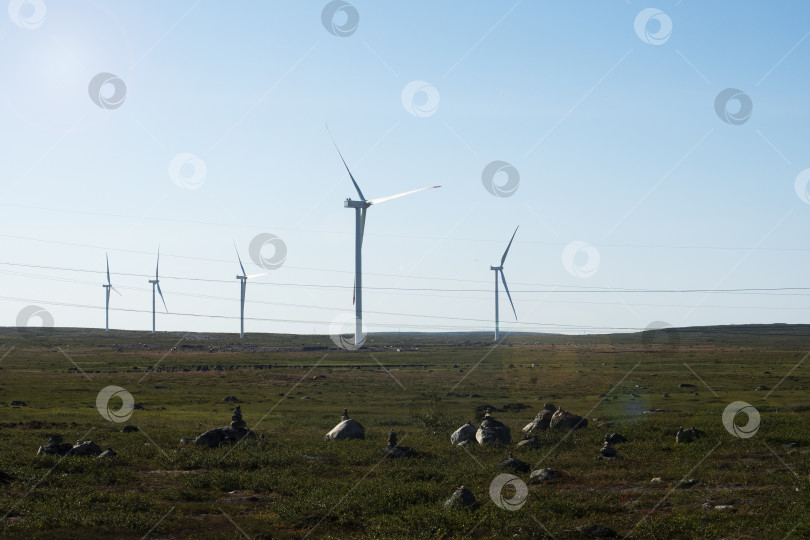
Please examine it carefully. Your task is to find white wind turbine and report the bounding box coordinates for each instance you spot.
[102,253,121,332]
[234,242,266,339]
[491,226,519,341]
[148,247,168,333]
[328,126,440,348]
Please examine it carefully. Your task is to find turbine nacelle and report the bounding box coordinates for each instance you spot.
[345,199,370,209]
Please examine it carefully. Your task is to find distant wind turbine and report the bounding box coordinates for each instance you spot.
[328,125,440,348]
[492,227,519,341]
[148,247,168,333]
[234,242,266,339]
[102,253,121,332]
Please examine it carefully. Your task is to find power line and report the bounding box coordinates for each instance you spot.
[1,260,808,295]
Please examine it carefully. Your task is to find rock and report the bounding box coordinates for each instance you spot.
[194,407,257,447]
[444,486,478,509]
[98,449,117,460]
[37,435,73,457]
[180,438,194,444]
[450,422,476,445]
[71,440,103,456]
[543,403,557,412]
[676,478,699,489]
[523,410,553,433]
[783,442,800,448]
[714,504,734,511]
[550,408,587,430]
[576,524,617,537]
[8,400,28,407]
[604,433,627,445]
[121,425,139,433]
[529,468,559,483]
[679,383,696,388]
[675,426,704,444]
[650,477,662,484]
[516,435,540,449]
[755,385,769,391]
[383,429,413,458]
[499,454,530,473]
[599,443,617,458]
[476,413,510,445]
[195,427,254,447]
[222,396,240,403]
[325,418,365,441]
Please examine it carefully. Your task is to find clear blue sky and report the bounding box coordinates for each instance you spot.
[1,0,809,336]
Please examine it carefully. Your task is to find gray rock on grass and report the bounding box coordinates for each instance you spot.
[325,409,365,441]
[444,486,478,509]
[194,406,257,448]
[450,422,476,445]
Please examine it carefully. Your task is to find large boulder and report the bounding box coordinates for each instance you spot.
[529,468,560,483]
[325,419,365,441]
[499,455,530,473]
[37,435,73,457]
[476,413,510,445]
[450,422,476,445]
[522,409,554,433]
[675,426,704,444]
[517,435,540,449]
[549,408,587,430]
[71,440,102,456]
[444,486,478,509]
[194,406,256,448]
[195,427,254,447]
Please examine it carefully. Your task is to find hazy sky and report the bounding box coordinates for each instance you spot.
[2,1,809,336]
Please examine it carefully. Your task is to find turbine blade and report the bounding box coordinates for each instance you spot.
[156,246,160,279]
[366,186,441,206]
[156,282,168,313]
[233,241,246,276]
[245,273,267,279]
[352,277,356,305]
[111,286,122,297]
[106,253,111,285]
[326,124,366,201]
[500,270,517,319]
[500,226,519,267]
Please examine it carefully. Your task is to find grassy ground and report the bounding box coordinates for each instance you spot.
[1,326,809,538]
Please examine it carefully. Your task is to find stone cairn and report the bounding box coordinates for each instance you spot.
[231,406,247,430]
[193,406,256,448]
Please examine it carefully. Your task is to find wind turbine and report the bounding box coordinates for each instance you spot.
[234,242,266,339]
[148,247,168,333]
[102,253,121,332]
[491,227,519,341]
[328,126,440,348]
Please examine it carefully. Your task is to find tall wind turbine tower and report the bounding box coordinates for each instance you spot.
[234,242,266,339]
[492,227,519,341]
[148,247,168,333]
[328,126,440,348]
[102,253,121,332]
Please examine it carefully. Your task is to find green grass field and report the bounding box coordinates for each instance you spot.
[1,326,809,538]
